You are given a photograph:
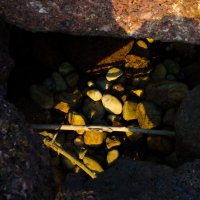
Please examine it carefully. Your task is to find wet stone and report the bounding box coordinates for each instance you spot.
[86,89,102,101]
[106,67,123,81]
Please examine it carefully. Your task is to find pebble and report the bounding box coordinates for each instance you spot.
[52,72,67,92]
[86,89,102,101]
[136,101,162,129]
[136,40,148,49]
[106,67,123,81]
[74,136,84,147]
[131,89,144,98]
[87,80,95,87]
[151,63,167,81]
[83,156,104,173]
[65,72,79,87]
[30,85,54,109]
[61,156,76,170]
[59,62,75,75]
[43,77,55,91]
[163,59,180,75]
[111,83,125,96]
[106,135,121,149]
[54,101,70,113]
[84,131,106,147]
[68,111,86,135]
[122,101,137,121]
[78,147,88,160]
[83,98,105,120]
[102,94,122,115]
[145,81,189,109]
[96,77,112,91]
[107,149,119,166]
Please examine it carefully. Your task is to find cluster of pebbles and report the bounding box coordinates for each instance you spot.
[29,39,190,179]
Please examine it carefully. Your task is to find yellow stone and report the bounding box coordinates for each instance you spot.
[54,101,70,113]
[132,89,144,98]
[83,156,104,173]
[146,38,154,43]
[137,40,148,49]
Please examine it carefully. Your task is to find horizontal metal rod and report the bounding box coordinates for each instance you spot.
[31,124,175,137]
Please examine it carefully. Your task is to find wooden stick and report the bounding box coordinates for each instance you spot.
[43,138,97,179]
[31,124,175,137]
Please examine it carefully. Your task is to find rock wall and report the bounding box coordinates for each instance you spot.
[0,0,200,43]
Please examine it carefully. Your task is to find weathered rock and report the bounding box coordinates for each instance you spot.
[175,85,200,162]
[106,67,123,81]
[107,149,119,166]
[0,98,54,199]
[65,72,79,88]
[83,98,105,121]
[106,135,121,150]
[52,72,67,92]
[68,111,86,135]
[122,100,137,121]
[145,81,189,109]
[102,94,122,115]
[1,1,200,44]
[163,59,180,75]
[151,63,167,81]
[86,89,102,101]
[84,131,106,147]
[136,101,162,129]
[83,156,104,173]
[30,85,54,109]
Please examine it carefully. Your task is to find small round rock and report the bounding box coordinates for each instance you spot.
[86,89,102,101]
[106,67,123,81]
[107,149,119,166]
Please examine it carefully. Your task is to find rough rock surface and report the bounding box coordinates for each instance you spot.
[175,85,200,162]
[0,97,54,199]
[0,0,200,43]
[56,158,200,200]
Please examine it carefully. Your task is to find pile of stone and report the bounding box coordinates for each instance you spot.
[30,40,189,176]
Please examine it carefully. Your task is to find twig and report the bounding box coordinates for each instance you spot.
[32,124,175,137]
[43,138,97,179]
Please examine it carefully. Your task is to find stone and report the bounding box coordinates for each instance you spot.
[74,136,84,147]
[122,101,137,121]
[102,94,122,115]
[52,72,67,92]
[86,89,102,101]
[145,81,189,109]
[95,77,112,91]
[107,149,119,166]
[83,98,105,121]
[43,77,56,91]
[166,74,177,81]
[111,83,125,96]
[132,76,151,89]
[147,136,174,156]
[151,63,167,80]
[106,67,123,81]
[61,156,76,170]
[54,101,70,113]
[68,111,86,135]
[78,147,88,160]
[175,85,200,162]
[131,89,144,98]
[83,156,104,173]
[30,85,54,109]
[59,62,75,75]
[136,101,162,129]
[87,80,95,88]
[106,135,121,149]
[136,40,148,49]
[65,72,79,88]
[84,131,106,147]
[163,108,176,127]
[125,125,143,143]
[163,59,180,75]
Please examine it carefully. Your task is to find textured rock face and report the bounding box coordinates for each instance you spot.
[0,0,200,43]
[56,158,200,200]
[175,85,200,162]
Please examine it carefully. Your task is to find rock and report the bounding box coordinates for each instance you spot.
[136,40,148,49]
[55,89,83,110]
[151,63,167,80]
[145,81,189,109]
[61,156,76,170]
[136,101,162,129]
[87,81,95,88]
[83,98,105,121]
[175,85,200,162]
[163,59,180,75]
[96,77,112,91]
[83,156,104,173]
[125,125,143,143]
[84,131,106,147]
[54,101,70,113]
[68,111,86,135]
[30,85,54,109]
[74,136,84,147]
[78,147,88,160]
[106,67,123,81]
[125,55,150,78]
[163,108,176,127]
[106,135,121,149]
[166,74,177,81]
[52,72,67,92]
[111,83,125,96]
[59,62,75,75]
[102,94,122,115]
[147,136,174,156]
[43,77,56,91]
[107,149,119,166]
[132,76,151,89]
[86,89,102,101]
[131,89,145,98]
[122,101,137,121]
[65,72,79,88]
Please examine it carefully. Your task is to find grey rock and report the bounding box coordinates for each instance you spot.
[163,108,176,127]
[163,59,180,75]
[151,63,167,80]
[65,72,79,88]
